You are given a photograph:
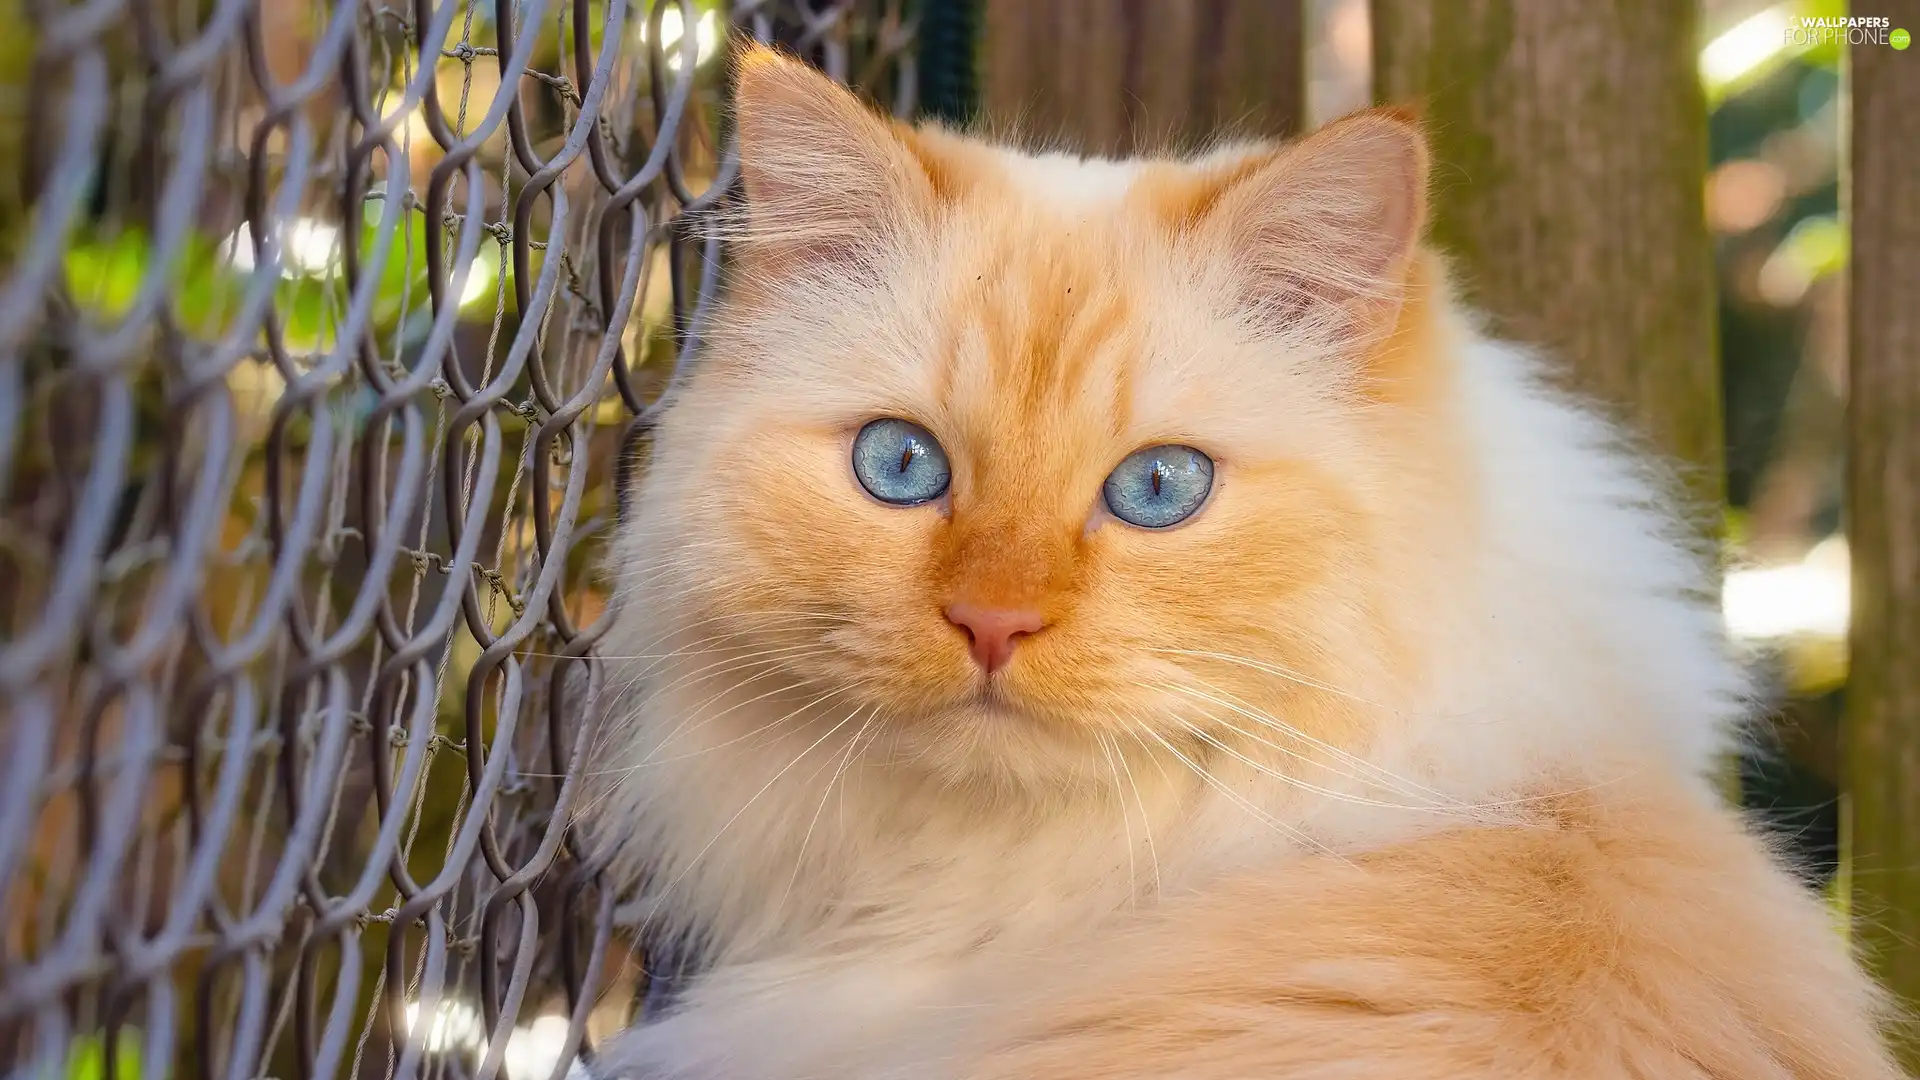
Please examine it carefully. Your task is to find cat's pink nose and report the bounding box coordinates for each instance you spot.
[944,603,1045,675]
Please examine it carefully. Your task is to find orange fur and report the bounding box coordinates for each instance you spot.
[943,773,1898,1079]
[590,47,1903,1080]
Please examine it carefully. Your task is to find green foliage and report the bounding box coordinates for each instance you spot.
[60,212,508,353]
[61,1031,142,1080]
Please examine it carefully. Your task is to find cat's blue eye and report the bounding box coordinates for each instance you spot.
[1103,445,1214,529]
[852,418,951,506]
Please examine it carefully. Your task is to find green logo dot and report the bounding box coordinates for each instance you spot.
[1894,27,1912,49]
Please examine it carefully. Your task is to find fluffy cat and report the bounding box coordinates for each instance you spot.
[586,45,1903,1080]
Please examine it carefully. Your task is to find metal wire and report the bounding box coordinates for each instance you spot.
[0,2,919,1078]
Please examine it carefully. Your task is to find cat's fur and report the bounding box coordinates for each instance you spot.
[586,46,1903,1079]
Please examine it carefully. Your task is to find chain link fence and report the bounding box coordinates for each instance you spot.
[0,2,920,1077]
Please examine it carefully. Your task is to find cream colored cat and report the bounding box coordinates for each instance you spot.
[586,45,1903,1080]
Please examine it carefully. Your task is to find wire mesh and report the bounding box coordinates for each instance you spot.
[0,2,920,1078]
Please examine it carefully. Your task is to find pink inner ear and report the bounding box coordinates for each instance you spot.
[731,49,936,277]
[1199,113,1429,347]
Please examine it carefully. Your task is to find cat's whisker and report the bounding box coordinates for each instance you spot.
[588,608,859,664]
[1101,711,1167,901]
[563,628,839,731]
[1093,732,1141,908]
[1159,680,1463,808]
[569,675,844,840]
[1162,707,1468,818]
[1161,672,1463,806]
[1147,647,1391,710]
[521,657,810,782]
[1158,681,1412,791]
[640,639,842,700]
[525,614,858,662]
[597,661,848,779]
[628,656,859,766]
[1121,714,1349,865]
[586,643,848,769]
[1162,681,1573,818]
[556,611,856,711]
[585,626,849,714]
[602,530,759,568]
[646,689,868,916]
[779,703,884,915]
[839,717,893,825]
[586,651,808,757]
[569,681,820,810]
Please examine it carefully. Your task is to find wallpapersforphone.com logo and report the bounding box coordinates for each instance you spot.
[1787,15,1910,49]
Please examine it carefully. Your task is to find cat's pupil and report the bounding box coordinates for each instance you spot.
[898,444,916,473]
[1151,462,1163,496]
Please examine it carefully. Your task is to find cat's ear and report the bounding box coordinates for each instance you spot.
[731,45,937,276]
[1195,108,1429,352]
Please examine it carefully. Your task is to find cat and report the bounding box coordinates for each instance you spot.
[584,44,1903,1080]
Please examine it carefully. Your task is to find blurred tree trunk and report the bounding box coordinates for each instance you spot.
[1370,1,1722,514]
[1844,11,1920,1070]
[978,0,1304,156]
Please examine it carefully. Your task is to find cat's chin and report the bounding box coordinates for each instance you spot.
[891,688,1124,789]
[944,674,1071,728]
[960,692,1037,727]
[968,676,1018,709]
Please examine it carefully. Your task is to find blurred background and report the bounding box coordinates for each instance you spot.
[2,0,1916,1078]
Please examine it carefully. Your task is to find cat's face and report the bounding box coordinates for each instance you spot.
[615,48,1446,786]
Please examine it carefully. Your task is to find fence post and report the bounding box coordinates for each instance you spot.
[1369,1,1722,514]
[1843,8,1920,1069]
[917,0,981,125]
[978,0,1304,155]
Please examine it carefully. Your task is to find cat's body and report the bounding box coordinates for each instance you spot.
[587,48,1902,1079]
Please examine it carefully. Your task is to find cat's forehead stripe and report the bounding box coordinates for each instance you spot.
[950,231,1137,445]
